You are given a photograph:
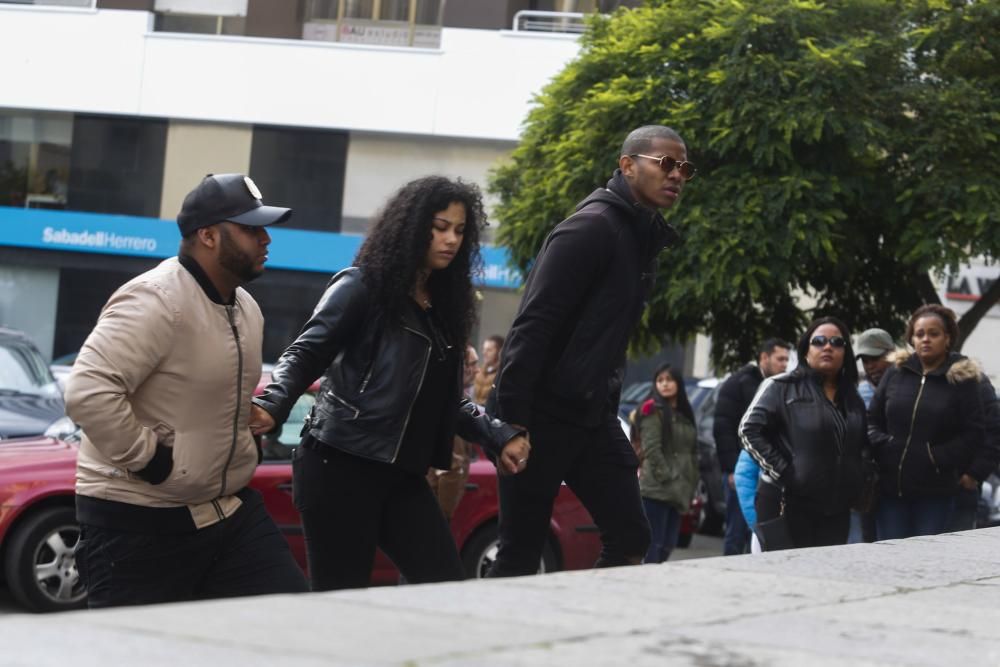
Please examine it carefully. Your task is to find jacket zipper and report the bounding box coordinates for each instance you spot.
[359,364,375,393]
[897,374,927,498]
[221,304,243,498]
[390,325,431,463]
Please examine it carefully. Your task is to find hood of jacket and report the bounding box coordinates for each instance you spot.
[575,169,680,261]
[890,349,982,384]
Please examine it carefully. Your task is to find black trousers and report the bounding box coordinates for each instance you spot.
[293,439,464,591]
[755,479,850,549]
[78,489,308,609]
[487,415,650,577]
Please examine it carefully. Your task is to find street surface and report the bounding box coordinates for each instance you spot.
[0,534,724,615]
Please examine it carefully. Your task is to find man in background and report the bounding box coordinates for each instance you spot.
[714,338,790,555]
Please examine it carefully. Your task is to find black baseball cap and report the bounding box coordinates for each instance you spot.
[177,173,292,236]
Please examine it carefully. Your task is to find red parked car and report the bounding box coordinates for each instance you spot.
[0,376,601,613]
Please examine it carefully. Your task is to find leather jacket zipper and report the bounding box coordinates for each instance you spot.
[391,325,431,463]
[222,304,243,498]
[898,374,926,497]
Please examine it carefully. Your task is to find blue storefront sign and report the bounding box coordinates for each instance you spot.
[0,207,521,289]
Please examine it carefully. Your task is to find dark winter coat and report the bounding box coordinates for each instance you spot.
[637,398,698,511]
[713,364,765,473]
[739,369,867,515]
[867,350,986,498]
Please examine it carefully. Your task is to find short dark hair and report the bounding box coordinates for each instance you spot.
[485,334,505,350]
[795,316,859,387]
[905,304,959,349]
[621,125,684,157]
[758,338,791,357]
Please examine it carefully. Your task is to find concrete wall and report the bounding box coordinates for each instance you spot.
[0,6,580,141]
[341,133,512,233]
[158,121,253,220]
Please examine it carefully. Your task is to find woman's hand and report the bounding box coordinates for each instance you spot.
[498,435,531,475]
[959,473,979,491]
[249,404,276,436]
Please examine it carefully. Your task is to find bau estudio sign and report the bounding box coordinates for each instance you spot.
[943,263,1000,318]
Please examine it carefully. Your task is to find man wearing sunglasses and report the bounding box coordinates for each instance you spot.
[487,125,692,576]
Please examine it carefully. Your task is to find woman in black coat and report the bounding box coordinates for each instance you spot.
[739,317,867,549]
[249,177,531,591]
[867,304,985,539]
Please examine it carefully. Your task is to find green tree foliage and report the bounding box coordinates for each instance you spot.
[491,0,1000,370]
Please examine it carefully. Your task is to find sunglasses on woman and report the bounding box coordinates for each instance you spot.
[810,335,847,349]
[629,154,697,181]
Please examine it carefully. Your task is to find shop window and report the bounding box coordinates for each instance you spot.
[0,110,72,210]
[303,0,444,48]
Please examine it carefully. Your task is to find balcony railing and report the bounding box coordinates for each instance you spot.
[512,10,587,34]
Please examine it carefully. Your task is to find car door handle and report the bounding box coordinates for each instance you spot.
[278,483,293,493]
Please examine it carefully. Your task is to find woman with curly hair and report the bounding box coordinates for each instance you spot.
[867,304,986,539]
[250,176,531,591]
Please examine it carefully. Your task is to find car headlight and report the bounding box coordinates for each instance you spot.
[44,416,80,441]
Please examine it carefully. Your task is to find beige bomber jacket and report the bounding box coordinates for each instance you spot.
[65,257,264,529]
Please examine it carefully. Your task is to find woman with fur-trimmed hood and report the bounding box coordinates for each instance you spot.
[867,304,986,539]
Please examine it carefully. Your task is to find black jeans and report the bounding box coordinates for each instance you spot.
[293,439,464,591]
[487,415,650,577]
[755,479,849,549]
[77,489,308,609]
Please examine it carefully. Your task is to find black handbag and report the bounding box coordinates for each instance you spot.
[852,454,880,514]
[754,492,794,551]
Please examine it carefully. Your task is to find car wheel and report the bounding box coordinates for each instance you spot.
[460,523,557,579]
[675,531,693,548]
[4,507,87,613]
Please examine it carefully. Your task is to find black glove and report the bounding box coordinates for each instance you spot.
[135,442,174,485]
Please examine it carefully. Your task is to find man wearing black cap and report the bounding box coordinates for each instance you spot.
[65,174,308,608]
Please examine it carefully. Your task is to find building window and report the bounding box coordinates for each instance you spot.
[0,110,72,210]
[303,0,444,48]
[153,0,248,36]
[0,1,94,7]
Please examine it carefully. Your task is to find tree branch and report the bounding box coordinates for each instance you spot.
[956,275,1000,351]
[915,271,942,306]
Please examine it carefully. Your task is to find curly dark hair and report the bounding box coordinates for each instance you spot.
[905,304,959,349]
[354,176,485,345]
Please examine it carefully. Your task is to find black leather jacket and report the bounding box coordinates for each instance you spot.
[739,369,866,515]
[253,268,522,469]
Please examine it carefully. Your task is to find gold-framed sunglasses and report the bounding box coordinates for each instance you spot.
[630,154,697,181]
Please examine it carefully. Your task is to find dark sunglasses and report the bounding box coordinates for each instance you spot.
[630,154,697,181]
[810,335,847,349]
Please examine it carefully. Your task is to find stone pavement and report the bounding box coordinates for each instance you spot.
[2,528,999,666]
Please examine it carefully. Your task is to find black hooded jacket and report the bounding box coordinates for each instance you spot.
[492,170,679,434]
[867,351,986,498]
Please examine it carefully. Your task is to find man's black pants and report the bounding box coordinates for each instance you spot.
[77,488,308,608]
[487,415,650,577]
[293,438,464,591]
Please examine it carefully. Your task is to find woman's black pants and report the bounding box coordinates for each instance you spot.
[293,438,464,591]
[755,479,850,549]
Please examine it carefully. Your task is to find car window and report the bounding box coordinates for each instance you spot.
[281,393,315,447]
[260,392,315,461]
[0,340,57,394]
